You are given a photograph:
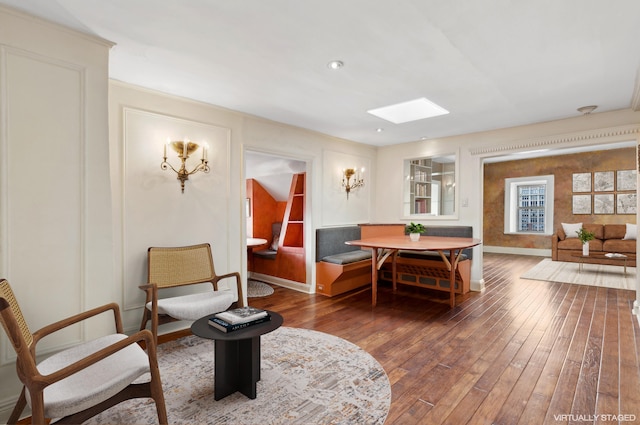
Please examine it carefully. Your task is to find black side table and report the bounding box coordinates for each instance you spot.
[190,310,283,400]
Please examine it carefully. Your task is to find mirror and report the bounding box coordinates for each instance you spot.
[403,154,456,217]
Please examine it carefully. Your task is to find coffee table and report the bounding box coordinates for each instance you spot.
[191,310,283,400]
[571,253,634,275]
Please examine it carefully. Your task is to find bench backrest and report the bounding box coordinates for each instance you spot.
[315,226,362,262]
[424,226,474,259]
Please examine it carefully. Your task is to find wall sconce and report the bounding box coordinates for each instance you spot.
[161,139,209,193]
[342,167,364,199]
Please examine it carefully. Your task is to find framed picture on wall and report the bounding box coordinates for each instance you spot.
[616,169,637,191]
[572,194,591,214]
[594,194,614,214]
[572,173,591,192]
[594,171,614,192]
[616,193,637,214]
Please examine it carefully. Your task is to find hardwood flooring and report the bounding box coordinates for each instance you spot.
[248,253,640,424]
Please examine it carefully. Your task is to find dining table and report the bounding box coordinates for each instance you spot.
[345,235,482,308]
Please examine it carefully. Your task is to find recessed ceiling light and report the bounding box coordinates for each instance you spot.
[376,128,384,132]
[577,105,597,115]
[327,60,344,70]
[367,97,449,124]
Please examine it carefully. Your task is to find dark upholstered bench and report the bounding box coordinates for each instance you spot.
[380,225,473,295]
[315,226,372,296]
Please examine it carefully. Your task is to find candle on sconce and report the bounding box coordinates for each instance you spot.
[183,140,188,159]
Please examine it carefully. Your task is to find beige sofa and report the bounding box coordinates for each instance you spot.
[551,223,636,267]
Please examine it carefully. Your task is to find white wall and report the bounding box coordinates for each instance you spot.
[0,6,113,419]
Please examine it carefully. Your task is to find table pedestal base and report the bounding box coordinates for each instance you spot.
[214,336,261,400]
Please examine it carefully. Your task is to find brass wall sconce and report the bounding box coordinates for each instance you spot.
[161,139,209,193]
[342,167,364,199]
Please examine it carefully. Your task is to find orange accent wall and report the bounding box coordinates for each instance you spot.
[246,179,279,242]
[483,147,636,249]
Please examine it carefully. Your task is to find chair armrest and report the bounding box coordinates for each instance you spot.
[213,272,245,307]
[32,303,123,347]
[33,329,156,388]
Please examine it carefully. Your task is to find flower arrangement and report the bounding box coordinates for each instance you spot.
[406,222,425,234]
[576,227,595,244]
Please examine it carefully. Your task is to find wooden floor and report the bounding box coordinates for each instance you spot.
[248,253,640,424]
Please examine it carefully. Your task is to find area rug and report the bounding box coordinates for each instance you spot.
[521,258,636,290]
[85,327,390,425]
[247,279,274,298]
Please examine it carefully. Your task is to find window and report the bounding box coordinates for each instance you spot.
[504,176,554,235]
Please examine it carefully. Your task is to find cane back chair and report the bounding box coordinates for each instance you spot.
[0,278,167,425]
[139,243,245,343]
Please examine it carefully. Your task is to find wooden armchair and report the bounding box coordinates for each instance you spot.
[139,243,245,342]
[0,279,167,425]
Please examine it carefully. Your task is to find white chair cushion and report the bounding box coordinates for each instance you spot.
[30,334,150,419]
[147,290,234,321]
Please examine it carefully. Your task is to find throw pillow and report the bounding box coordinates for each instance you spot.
[561,222,583,239]
[623,223,637,240]
[270,235,280,251]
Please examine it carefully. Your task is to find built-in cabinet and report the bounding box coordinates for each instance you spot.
[409,159,433,214]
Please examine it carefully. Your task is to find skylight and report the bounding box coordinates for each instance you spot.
[367,97,449,124]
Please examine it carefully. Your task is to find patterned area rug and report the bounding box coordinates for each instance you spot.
[247,279,274,298]
[85,327,390,425]
[521,258,636,290]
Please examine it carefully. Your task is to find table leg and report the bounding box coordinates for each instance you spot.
[371,247,378,307]
[449,250,456,308]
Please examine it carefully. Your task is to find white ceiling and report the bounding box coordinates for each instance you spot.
[2,0,640,147]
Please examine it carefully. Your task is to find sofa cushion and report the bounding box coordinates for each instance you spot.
[623,223,637,240]
[398,250,469,261]
[604,224,626,240]
[321,249,372,265]
[561,222,582,239]
[583,223,604,240]
[557,238,603,252]
[603,239,636,254]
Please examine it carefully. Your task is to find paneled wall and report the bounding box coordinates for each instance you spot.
[484,147,636,250]
[0,7,113,416]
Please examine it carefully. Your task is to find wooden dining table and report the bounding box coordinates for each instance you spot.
[346,235,482,308]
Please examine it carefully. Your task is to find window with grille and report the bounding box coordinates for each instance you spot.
[517,185,545,232]
[504,176,554,235]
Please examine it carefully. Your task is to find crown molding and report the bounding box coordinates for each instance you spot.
[469,124,640,156]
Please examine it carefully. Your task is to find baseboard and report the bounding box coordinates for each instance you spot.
[483,246,550,257]
[250,273,313,294]
[471,278,485,292]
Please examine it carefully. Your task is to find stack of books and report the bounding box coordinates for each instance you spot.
[208,306,270,333]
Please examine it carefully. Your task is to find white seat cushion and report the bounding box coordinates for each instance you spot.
[147,290,234,321]
[30,334,150,419]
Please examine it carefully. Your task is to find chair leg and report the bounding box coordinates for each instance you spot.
[7,387,26,425]
[147,341,168,424]
[139,307,150,332]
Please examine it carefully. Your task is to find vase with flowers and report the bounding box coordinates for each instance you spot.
[576,227,595,256]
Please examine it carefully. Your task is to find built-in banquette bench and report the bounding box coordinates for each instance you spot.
[315,224,474,297]
[316,226,372,296]
[379,226,473,295]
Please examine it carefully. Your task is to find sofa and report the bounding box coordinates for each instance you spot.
[551,223,636,267]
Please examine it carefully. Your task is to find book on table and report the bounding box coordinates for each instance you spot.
[215,306,269,324]
[208,314,271,333]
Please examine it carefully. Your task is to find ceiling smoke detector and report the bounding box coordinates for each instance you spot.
[577,105,597,115]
